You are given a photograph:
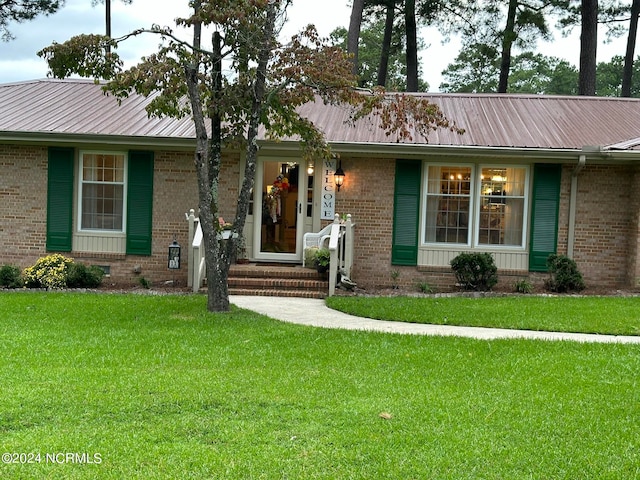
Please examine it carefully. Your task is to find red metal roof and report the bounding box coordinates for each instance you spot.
[2,78,640,151]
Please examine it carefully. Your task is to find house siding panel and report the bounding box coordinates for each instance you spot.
[419,249,528,271]
[73,234,126,254]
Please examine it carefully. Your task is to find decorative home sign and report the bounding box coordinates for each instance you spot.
[321,158,336,220]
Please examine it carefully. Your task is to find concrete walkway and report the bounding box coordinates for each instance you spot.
[230,295,640,344]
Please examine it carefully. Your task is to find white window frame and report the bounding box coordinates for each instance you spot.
[77,151,128,233]
[422,163,475,247]
[473,164,529,250]
[421,162,529,250]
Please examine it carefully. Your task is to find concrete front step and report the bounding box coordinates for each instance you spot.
[227,263,328,298]
[229,288,327,299]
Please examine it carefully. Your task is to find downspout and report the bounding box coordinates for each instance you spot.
[567,154,587,258]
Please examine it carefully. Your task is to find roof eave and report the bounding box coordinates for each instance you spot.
[255,140,640,164]
[266,140,627,163]
[0,131,197,150]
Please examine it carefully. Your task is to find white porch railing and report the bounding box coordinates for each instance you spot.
[328,214,355,296]
[186,209,356,297]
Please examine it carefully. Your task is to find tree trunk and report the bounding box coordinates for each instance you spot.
[622,0,640,97]
[185,23,230,312]
[205,30,231,312]
[579,0,598,96]
[105,0,111,55]
[498,0,518,93]
[377,0,395,87]
[242,5,278,236]
[348,0,365,76]
[184,3,278,313]
[405,0,419,91]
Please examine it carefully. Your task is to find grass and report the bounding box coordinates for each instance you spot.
[0,292,639,479]
[326,295,640,336]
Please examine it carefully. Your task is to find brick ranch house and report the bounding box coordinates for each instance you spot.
[2,78,640,292]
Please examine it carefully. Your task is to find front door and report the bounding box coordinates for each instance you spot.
[253,158,312,262]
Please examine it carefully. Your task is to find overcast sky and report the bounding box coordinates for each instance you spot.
[0,0,627,91]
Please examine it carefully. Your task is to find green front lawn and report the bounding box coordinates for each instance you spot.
[0,292,638,479]
[326,295,640,336]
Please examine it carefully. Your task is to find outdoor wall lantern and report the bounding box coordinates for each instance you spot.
[168,240,181,269]
[334,159,345,191]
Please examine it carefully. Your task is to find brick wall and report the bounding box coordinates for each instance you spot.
[4,143,640,292]
[0,145,48,268]
[1,146,200,287]
[627,168,640,285]
[334,158,640,291]
[74,151,242,287]
[333,156,401,289]
[557,164,637,287]
[99,150,199,286]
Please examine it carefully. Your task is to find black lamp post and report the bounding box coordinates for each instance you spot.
[168,240,181,270]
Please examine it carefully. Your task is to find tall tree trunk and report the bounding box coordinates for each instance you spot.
[189,2,277,312]
[405,0,419,91]
[579,0,598,95]
[498,0,518,93]
[184,0,229,312]
[204,30,231,312]
[105,0,111,55]
[622,0,640,97]
[377,0,395,87]
[348,0,365,76]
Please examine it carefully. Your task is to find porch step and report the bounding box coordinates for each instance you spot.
[227,264,328,299]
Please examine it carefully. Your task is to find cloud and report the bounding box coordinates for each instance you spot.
[0,0,352,84]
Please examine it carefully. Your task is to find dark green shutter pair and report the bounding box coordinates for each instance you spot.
[46,148,154,255]
[391,160,561,270]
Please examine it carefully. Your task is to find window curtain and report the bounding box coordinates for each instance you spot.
[424,166,441,242]
[503,167,526,246]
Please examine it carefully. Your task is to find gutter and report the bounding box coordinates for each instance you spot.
[567,149,591,258]
[260,140,598,162]
[0,131,198,150]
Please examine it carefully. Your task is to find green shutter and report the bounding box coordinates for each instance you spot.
[529,164,562,271]
[46,147,75,252]
[392,159,422,265]
[126,150,154,255]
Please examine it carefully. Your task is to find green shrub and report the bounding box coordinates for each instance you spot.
[450,252,498,291]
[0,265,23,288]
[545,254,586,293]
[66,263,105,288]
[314,248,330,268]
[417,281,435,294]
[304,247,319,269]
[390,270,400,289]
[23,254,73,289]
[514,279,533,294]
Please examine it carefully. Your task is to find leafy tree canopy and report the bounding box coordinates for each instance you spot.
[440,43,579,95]
[0,0,64,40]
[330,20,429,91]
[38,0,463,312]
